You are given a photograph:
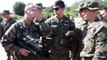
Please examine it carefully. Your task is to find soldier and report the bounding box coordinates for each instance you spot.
[73,15,85,60]
[1,3,45,60]
[45,0,77,60]
[75,2,107,60]
[0,10,16,60]
[34,3,51,60]
[0,10,16,38]
[99,6,107,22]
[35,3,46,22]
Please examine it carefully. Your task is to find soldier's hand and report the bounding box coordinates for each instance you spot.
[18,48,30,56]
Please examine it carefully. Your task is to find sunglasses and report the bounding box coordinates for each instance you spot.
[53,8,60,11]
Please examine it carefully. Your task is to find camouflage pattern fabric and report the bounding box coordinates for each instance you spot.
[0,17,16,60]
[80,20,107,60]
[45,15,77,60]
[1,19,47,60]
[0,17,16,38]
[74,17,107,60]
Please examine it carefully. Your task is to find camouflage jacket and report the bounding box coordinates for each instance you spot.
[74,17,87,59]
[74,17,89,39]
[0,17,16,38]
[1,19,41,53]
[74,17,107,60]
[45,16,77,56]
[75,17,107,60]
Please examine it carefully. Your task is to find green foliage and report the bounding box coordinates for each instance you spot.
[43,3,79,17]
[13,1,25,16]
[12,13,23,20]
[43,6,53,17]
[64,2,78,17]
[43,12,53,17]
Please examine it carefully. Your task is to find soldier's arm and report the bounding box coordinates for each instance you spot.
[41,18,52,36]
[1,23,20,52]
[68,21,78,60]
[93,27,107,60]
[68,20,77,50]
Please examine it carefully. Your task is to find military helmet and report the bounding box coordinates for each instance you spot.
[76,2,99,12]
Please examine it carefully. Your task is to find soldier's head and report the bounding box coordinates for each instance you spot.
[24,3,38,20]
[36,3,45,15]
[99,6,107,22]
[53,0,65,16]
[2,10,11,19]
[76,2,99,21]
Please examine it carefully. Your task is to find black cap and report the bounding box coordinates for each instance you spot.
[2,10,10,15]
[36,3,45,9]
[54,0,65,8]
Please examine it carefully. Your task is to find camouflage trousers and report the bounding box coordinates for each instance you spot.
[49,49,71,60]
[6,50,15,60]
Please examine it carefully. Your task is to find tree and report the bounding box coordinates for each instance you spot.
[13,1,25,16]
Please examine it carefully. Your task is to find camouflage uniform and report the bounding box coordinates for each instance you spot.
[74,1,107,60]
[80,18,107,60]
[0,17,16,60]
[74,17,87,60]
[33,18,52,60]
[45,16,77,60]
[0,17,16,38]
[1,19,47,60]
[74,17,107,60]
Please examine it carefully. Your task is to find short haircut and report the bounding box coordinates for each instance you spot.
[24,3,34,12]
[54,0,65,8]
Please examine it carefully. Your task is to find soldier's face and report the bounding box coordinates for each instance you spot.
[37,7,43,15]
[2,13,10,19]
[80,9,97,21]
[99,10,107,21]
[53,5,64,16]
[26,5,38,19]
